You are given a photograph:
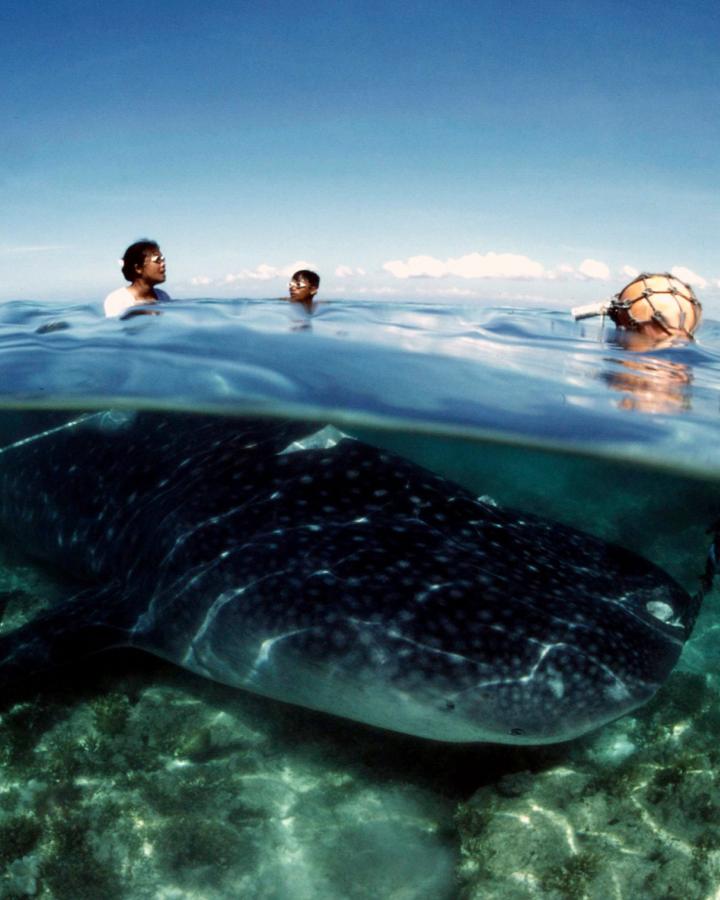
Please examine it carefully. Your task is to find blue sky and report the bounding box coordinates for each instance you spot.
[1,0,718,308]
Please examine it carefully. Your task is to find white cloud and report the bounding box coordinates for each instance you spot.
[383,255,448,278]
[284,260,316,275]
[190,275,212,286]
[546,264,576,281]
[383,251,546,280]
[449,252,545,279]
[335,265,366,278]
[578,259,610,280]
[671,265,707,289]
[223,260,316,284]
[621,265,639,279]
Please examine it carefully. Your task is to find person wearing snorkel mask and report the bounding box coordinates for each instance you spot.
[572,273,702,347]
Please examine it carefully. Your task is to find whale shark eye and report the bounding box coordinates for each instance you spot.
[645,600,680,626]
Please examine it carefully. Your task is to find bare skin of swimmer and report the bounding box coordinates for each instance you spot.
[128,251,167,307]
[288,270,320,313]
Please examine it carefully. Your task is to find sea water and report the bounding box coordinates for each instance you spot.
[0,298,720,898]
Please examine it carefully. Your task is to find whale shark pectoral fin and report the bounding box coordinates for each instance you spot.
[0,580,134,692]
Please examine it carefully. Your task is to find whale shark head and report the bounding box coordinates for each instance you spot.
[171,556,688,744]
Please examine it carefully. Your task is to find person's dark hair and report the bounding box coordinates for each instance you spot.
[121,239,160,282]
[292,269,320,289]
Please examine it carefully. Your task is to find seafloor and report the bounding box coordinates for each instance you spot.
[1,544,720,900]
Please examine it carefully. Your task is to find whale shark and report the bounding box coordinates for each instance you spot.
[0,410,701,744]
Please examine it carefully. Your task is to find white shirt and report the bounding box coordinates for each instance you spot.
[104,287,171,318]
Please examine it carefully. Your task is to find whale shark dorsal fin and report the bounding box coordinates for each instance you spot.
[278,425,352,455]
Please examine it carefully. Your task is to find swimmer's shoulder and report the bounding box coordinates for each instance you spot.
[104,287,134,318]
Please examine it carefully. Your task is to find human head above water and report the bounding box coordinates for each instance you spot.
[290,270,320,290]
[572,272,702,342]
[121,240,163,283]
[288,270,320,305]
[608,273,702,340]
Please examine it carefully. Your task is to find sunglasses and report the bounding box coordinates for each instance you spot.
[147,254,166,264]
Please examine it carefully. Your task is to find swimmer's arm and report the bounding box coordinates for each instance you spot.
[119,308,161,320]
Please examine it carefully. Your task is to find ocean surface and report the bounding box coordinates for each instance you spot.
[1,297,720,899]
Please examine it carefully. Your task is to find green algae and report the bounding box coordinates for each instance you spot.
[40,809,126,900]
[539,851,601,899]
[152,817,260,886]
[0,816,42,867]
[90,692,131,737]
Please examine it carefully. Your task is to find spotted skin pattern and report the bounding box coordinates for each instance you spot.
[0,412,696,744]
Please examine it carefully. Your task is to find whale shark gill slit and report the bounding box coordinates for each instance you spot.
[0,411,697,745]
